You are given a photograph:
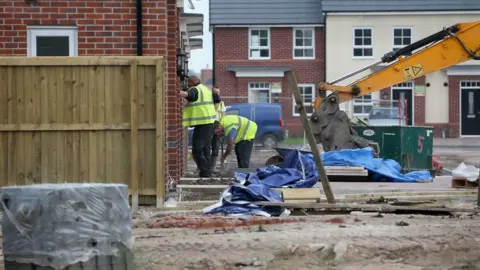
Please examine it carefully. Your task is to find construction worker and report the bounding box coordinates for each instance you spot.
[210,85,226,173]
[215,115,257,169]
[180,75,217,178]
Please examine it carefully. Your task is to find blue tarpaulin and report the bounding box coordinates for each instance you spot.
[203,147,433,216]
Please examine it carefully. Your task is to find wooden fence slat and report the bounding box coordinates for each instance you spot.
[155,59,165,208]
[130,60,139,212]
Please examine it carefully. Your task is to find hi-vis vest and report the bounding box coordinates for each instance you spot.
[182,84,217,127]
[216,101,226,120]
[220,115,257,144]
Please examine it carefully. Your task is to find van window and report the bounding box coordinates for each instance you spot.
[225,109,240,116]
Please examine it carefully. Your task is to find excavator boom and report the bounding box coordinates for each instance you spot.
[316,20,480,106]
[309,20,480,154]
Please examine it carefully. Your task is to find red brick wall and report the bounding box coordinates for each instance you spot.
[214,27,325,137]
[0,0,184,181]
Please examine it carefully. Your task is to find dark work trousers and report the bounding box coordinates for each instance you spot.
[192,123,214,177]
[211,121,220,158]
[234,139,255,168]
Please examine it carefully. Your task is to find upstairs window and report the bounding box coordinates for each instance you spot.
[393,27,412,55]
[249,28,270,59]
[293,28,315,59]
[353,27,373,58]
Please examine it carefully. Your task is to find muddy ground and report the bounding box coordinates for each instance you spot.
[132,212,480,270]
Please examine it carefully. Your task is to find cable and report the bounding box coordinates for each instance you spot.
[447,30,480,60]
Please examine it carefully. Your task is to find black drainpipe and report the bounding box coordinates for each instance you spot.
[136,0,143,56]
[212,28,216,86]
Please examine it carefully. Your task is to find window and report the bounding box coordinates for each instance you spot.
[393,27,412,55]
[353,27,373,58]
[249,28,270,59]
[27,26,78,56]
[248,82,271,103]
[353,94,373,115]
[293,28,315,59]
[293,84,315,116]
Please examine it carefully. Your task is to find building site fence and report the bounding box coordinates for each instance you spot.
[0,56,166,209]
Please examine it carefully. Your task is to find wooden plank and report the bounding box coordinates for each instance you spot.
[137,66,146,195]
[24,67,35,185]
[130,60,139,212]
[0,56,164,66]
[155,59,165,208]
[104,66,115,185]
[71,67,81,183]
[56,67,66,182]
[276,188,321,202]
[48,67,58,183]
[95,65,106,184]
[88,65,98,183]
[79,66,90,182]
[39,67,49,184]
[255,201,480,214]
[6,67,16,186]
[287,71,335,204]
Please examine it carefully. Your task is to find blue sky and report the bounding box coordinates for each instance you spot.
[185,0,212,73]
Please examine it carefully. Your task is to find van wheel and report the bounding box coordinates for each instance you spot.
[262,134,278,149]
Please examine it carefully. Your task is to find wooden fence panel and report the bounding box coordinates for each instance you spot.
[0,57,166,208]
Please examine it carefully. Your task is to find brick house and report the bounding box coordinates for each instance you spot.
[322,0,480,138]
[0,0,206,179]
[209,0,325,138]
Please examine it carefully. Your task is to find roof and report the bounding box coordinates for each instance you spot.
[322,0,480,12]
[210,0,324,25]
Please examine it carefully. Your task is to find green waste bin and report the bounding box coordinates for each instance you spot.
[352,125,435,174]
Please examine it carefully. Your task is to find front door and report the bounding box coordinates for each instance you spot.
[461,86,480,136]
[392,89,413,125]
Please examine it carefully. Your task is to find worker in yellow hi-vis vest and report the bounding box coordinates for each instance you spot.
[215,115,257,168]
[180,75,217,178]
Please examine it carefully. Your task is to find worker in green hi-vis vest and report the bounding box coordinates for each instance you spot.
[215,115,258,168]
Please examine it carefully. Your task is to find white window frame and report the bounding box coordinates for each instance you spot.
[352,94,374,116]
[248,28,271,60]
[352,26,374,59]
[293,83,316,116]
[27,26,78,56]
[293,27,315,59]
[248,82,271,103]
[392,26,413,52]
[391,81,415,125]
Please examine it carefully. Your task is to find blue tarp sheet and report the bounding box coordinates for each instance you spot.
[203,147,433,216]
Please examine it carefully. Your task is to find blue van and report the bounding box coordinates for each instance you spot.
[188,103,286,148]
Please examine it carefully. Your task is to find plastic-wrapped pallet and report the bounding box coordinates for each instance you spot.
[0,183,134,270]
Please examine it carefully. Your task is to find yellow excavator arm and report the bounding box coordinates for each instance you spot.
[314,19,480,108]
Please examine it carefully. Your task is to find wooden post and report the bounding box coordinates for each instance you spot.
[477,177,480,207]
[155,59,166,208]
[287,71,336,204]
[130,60,139,212]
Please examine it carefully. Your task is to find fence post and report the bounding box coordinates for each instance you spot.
[155,59,165,208]
[130,60,139,212]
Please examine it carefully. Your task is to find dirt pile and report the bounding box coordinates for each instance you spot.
[132,213,480,269]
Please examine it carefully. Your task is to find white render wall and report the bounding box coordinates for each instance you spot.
[325,12,480,121]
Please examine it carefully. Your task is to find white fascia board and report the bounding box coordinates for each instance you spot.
[214,24,324,28]
[446,67,480,76]
[327,11,480,16]
[235,70,285,78]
